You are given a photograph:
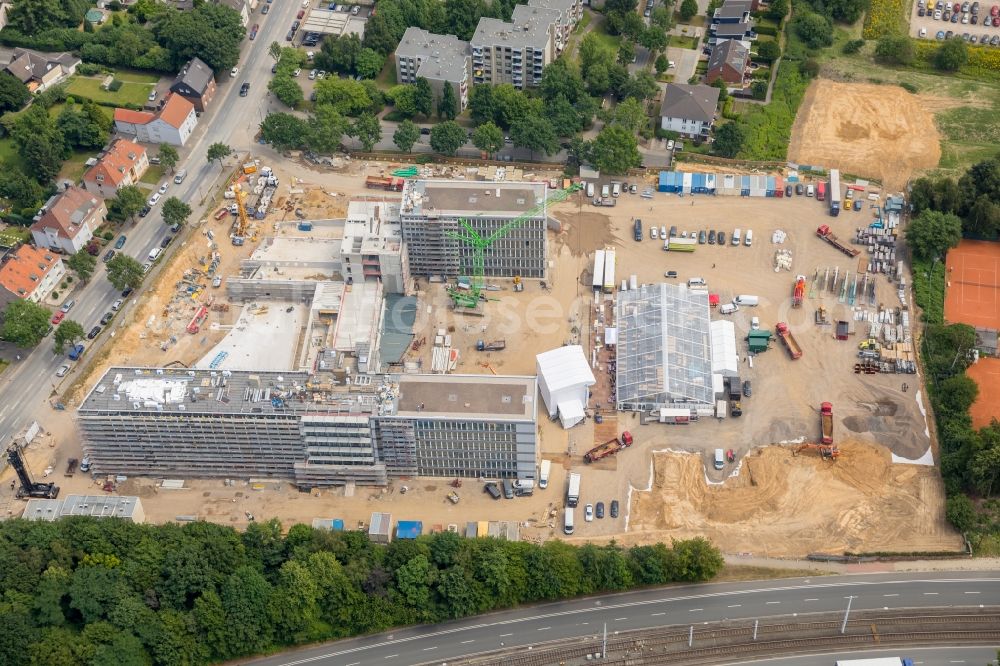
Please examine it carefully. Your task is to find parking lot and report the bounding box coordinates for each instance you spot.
[909,0,1000,44]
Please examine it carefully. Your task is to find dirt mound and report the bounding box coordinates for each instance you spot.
[788,80,940,191]
[552,209,615,257]
[628,441,962,557]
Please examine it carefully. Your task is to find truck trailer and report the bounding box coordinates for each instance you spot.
[834,658,914,666]
[566,472,581,507]
[602,249,616,293]
[584,431,634,463]
[821,401,834,445]
[817,225,861,258]
[829,169,842,215]
[592,249,605,290]
[775,322,802,359]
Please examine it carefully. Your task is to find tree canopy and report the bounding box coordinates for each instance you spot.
[430,120,467,156]
[1,300,51,347]
[106,254,145,291]
[392,119,420,153]
[53,319,85,354]
[905,209,963,260]
[590,125,641,174]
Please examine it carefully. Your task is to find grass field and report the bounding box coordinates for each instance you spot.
[0,137,26,170]
[670,34,700,50]
[58,151,95,183]
[374,58,396,90]
[66,74,156,107]
[141,164,166,186]
[0,226,30,246]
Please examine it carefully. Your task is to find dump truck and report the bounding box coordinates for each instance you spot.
[775,322,802,359]
[821,402,834,445]
[584,431,633,463]
[65,458,78,476]
[792,275,806,307]
[816,225,860,257]
[365,176,405,191]
[476,339,506,351]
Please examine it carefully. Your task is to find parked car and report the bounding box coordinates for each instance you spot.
[261,4,269,13]
[708,229,716,244]
[610,500,619,518]
[103,249,115,262]
[743,380,752,397]
[240,82,250,96]
[595,502,605,519]
[483,482,501,500]
[121,286,133,298]
[100,312,114,325]
[51,311,66,325]
[584,503,594,522]
[55,364,70,377]
[785,184,793,197]
[115,235,126,249]
[112,299,124,311]
[795,183,804,195]
[160,236,173,248]
[139,205,151,217]
[698,230,707,244]
[665,270,678,278]
[87,325,101,339]
[717,230,726,244]
[937,29,947,38]
[147,192,161,207]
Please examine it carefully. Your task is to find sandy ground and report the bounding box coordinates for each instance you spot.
[967,356,1000,429]
[788,80,941,190]
[1,159,958,558]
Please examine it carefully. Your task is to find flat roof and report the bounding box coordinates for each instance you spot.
[401,180,547,218]
[23,495,143,521]
[250,236,340,263]
[195,302,308,371]
[394,374,537,421]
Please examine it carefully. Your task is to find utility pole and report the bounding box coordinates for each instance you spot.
[841,595,857,634]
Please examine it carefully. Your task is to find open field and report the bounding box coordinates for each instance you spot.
[788,79,940,189]
[65,74,156,108]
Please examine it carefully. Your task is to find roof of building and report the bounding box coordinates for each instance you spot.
[527,0,579,17]
[158,93,195,129]
[394,374,537,421]
[0,244,61,298]
[84,138,146,187]
[536,345,596,393]
[31,186,104,240]
[713,20,753,36]
[396,26,470,84]
[5,48,79,84]
[172,57,214,95]
[401,180,547,218]
[660,83,720,123]
[511,4,561,35]
[114,108,156,125]
[714,1,752,19]
[472,15,552,50]
[707,39,749,74]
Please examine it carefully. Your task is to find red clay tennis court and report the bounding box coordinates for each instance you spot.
[944,240,1000,330]
[967,357,1000,428]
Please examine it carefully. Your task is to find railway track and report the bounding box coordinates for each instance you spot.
[438,609,1000,666]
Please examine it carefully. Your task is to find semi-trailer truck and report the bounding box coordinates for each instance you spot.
[829,168,842,215]
[775,322,802,359]
[584,431,633,463]
[834,658,914,666]
[817,225,861,258]
[567,472,581,507]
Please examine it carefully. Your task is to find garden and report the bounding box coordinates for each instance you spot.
[65,69,159,108]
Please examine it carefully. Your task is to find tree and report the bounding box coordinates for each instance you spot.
[314,77,374,116]
[53,320,85,354]
[430,120,467,156]
[472,121,504,157]
[756,40,781,64]
[67,250,97,282]
[875,35,914,65]
[617,41,636,66]
[621,71,659,101]
[10,105,68,183]
[826,0,868,22]
[389,84,420,117]
[268,40,282,62]
[540,59,587,105]
[639,27,668,54]
[590,125,641,174]
[491,83,535,129]
[608,97,647,134]
[106,254,145,292]
[57,100,110,150]
[935,37,968,71]
[713,122,745,158]
[307,105,348,153]
[0,167,45,211]
[669,538,725,581]
[766,0,789,20]
[150,3,246,74]
[350,112,382,152]
[112,185,146,223]
[751,80,769,100]
[315,33,362,75]
[945,493,976,532]
[437,81,458,120]
[392,119,420,153]
[468,84,496,125]
[269,74,304,108]
[793,12,834,49]
[619,11,646,40]
[207,142,232,168]
[1,300,51,347]
[355,48,384,79]
[162,197,192,228]
[413,77,434,117]
[680,0,699,20]
[651,6,672,30]
[220,566,273,657]
[0,72,30,113]
[511,114,558,159]
[158,144,179,174]
[905,209,963,260]
[260,112,310,151]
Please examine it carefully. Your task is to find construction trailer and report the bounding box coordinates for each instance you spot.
[369,512,392,544]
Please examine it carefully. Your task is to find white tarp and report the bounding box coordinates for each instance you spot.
[710,320,738,376]
[556,399,586,429]
[536,345,596,425]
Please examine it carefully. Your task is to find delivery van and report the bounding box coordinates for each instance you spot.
[148,248,162,262]
[734,295,759,306]
[601,184,610,198]
[732,228,742,246]
[564,507,575,534]
[586,182,594,198]
[745,229,753,246]
[173,168,187,184]
[611,182,621,197]
[719,303,738,315]
[688,277,706,287]
[714,448,725,470]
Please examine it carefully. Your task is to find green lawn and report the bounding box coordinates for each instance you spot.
[58,151,95,182]
[375,58,396,90]
[112,69,160,84]
[670,35,701,50]
[140,164,166,185]
[590,20,622,52]
[0,226,30,246]
[47,102,115,121]
[0,137,26,170]
[66,74,155,107]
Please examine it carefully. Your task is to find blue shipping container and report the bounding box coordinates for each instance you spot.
[658,171,670,192]
[740,175,751,197]
[766,176,776,197]
[396,520,423,539]
[298,221,313,231]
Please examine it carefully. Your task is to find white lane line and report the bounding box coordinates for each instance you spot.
[923,592,939,595]
[804,598,819,601]
[537,627,551,631]
[651,612,666,616]
[346,662,359,666]
[461,640,475,644]
[728,604,742,608]
[689,608,703,612]
[883,593,899,597]
[500,633,513,637]
[614,617,627,621]
[766,601,781,605]
[963,591,980,594]
[384,656,397,660]
[422,647,437,651]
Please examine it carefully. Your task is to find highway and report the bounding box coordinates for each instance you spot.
[245,572,1000,666]
[0,0,300,445]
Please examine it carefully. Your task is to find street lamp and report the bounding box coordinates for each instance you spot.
[841,595,857,634]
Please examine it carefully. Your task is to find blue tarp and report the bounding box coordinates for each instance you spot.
[396,520,423,539]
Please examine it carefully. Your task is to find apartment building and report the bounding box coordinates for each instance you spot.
[82,138,149,199]
[399,179,549,280]
[113,94,199,147]
[395,27,471,111]
[30,186,105,255]
[471,14,555,89]
[525,0,582,53]
[659,83,720,139]
[78,368,537,487]
[0,244,65,304]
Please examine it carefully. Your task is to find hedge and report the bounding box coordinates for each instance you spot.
[755,24,779,36]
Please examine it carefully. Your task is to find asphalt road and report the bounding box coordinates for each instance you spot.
[245,572,1000,666]
[0,0,300,447]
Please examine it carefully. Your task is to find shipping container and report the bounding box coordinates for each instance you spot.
[774,175,784,197]
[603,249,616,293]
[682,172,693,193]
[692,173,706,193]
[740,175,751,196]
[396,520,423,539]
[658,171,670,192]
[368,512,392,543]
[705,174,717,193]
[766,176,776,197]
[592,249,605,289]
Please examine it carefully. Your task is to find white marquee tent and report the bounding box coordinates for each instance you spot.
[536,345,596,429]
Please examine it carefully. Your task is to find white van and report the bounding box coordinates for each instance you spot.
[687,277,706,287]
[564,507,575,535]
[732,228,742,246]
[611,182,621,197]
[719,303,738,315]
[714,448,725,470]
[148,247,162,262]
[601,184,610,198]
[806,184,815,197]
[745,229,753,246]
[586,182,595,198]
[734,294,759,306]
[173,168,187,184]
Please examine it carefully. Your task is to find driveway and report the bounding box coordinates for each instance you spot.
[665,44,699,83]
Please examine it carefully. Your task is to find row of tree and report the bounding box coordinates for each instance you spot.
[0,517,724,665]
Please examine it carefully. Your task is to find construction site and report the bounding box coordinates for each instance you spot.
[1,149,961,559]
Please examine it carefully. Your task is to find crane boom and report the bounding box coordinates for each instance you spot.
[446,183,582,308]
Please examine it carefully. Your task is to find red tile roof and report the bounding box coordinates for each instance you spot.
[0,244,61,298]
[84,138,147,188]
[30,186,104,241]
[114,108,155,125]
[158,94,194,129]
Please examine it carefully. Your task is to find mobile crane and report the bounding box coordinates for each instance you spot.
[6,445,60,499]
[446,183,582,309]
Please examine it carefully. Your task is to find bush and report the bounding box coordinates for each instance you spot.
[755,24,779,36]
[799,58,820,78]
[65,275,73,284]
[899,81,918,93]
[107,79,123,92]
[51,291,59,300]
[103,230,114,241]
[77,62,103,76]
[912,257,945,323]
[843,39,866,54]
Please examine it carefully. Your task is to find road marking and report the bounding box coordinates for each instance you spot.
[963,591,980,594]
[580,622,589,625]
[422,647,437,651]
[345,663,358,666]
[804,598,819,601]
[766,601,781,605]
[728,604,741,608]
[923,592,939,595]
[689,608,703,612]
[883,593,899,597]
[500,633,513,637]
[614,617,627,621]
[384,656,397,660]
[461,640,475,644]
[537,627,551,631]
[651,612,666,616]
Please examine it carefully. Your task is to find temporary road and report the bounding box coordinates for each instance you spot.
[245,572,1000,666]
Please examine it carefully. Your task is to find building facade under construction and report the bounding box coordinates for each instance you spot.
[399,180,549,280]
[77,367,538,487]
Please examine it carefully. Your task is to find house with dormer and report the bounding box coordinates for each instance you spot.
[114,94,198,146]
[30,186,106,255]
[82,139,149,199]
[4,48,80,94]
[169,57,217,112]
[0,244,65,305]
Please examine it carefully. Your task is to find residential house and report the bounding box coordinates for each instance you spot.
[30,187,106,255]
[216,0,250,26]
[709,20,756,47]
[169,57,216,112]
[395,27,471,111]
[712,0,753,23]
[659,83,720,139]
[114,94,198,146]
[4,48,80,94]
[82,139,149,199]
[706,39,749,86]
[0,244,65,304]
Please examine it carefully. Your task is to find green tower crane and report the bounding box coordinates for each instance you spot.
[446,183,582,308]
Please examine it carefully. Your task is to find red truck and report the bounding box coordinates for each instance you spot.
[820,402,834,445]
[792,275,806,308]
[775,322,802,359]
[584,431,633,463]
[816,225,861,258]
[817,181,826,201]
